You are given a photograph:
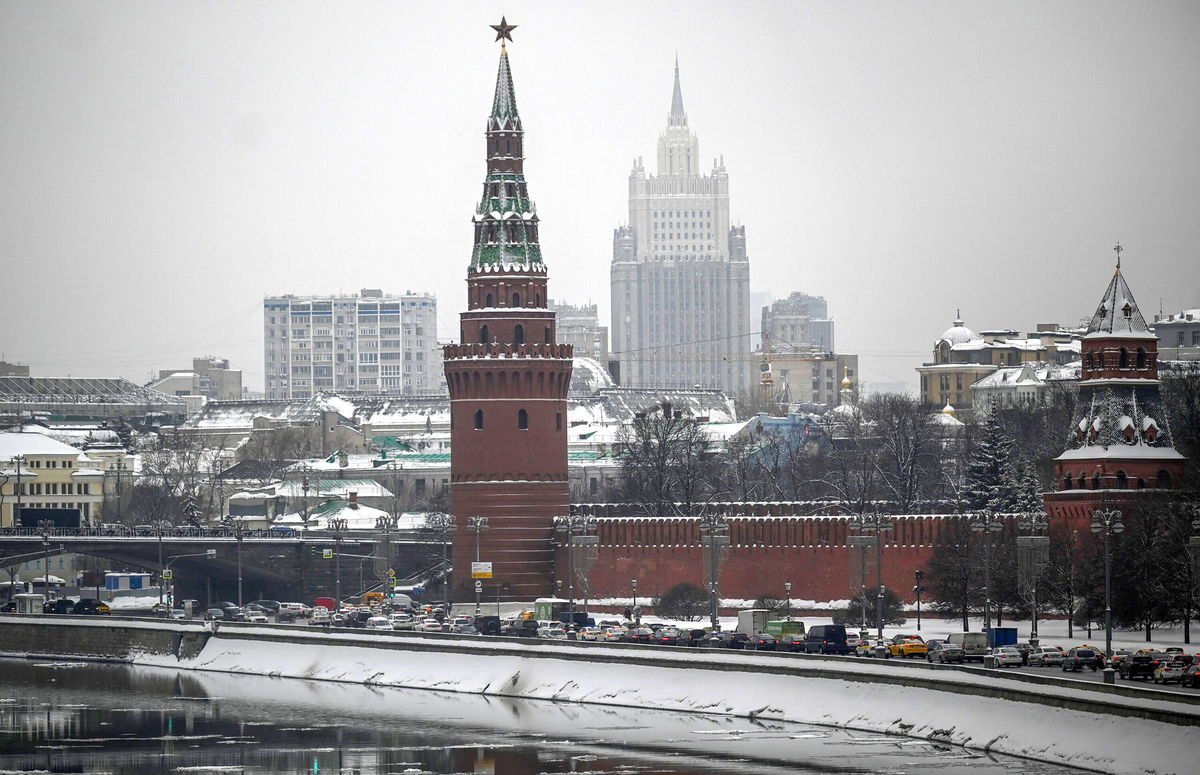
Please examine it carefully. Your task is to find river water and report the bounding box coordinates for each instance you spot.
[0,658,1091,774]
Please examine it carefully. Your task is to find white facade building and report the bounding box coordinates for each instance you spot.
[611,61,752,395]
[263,289,440,400]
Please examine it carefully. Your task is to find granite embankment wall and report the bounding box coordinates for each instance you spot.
[0,616,210,662]
[1,616,1196,775]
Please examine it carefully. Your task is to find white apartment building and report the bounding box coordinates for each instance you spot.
[263,289,440,400]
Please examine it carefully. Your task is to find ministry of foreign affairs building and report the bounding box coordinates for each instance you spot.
[611,61,752,395]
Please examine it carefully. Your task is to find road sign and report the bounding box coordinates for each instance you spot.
[161,569,173,580]
[322,548,333,559]
[471,562,492,579]
[474,580,482,592]
[387,569,395,578]
[387,578,397,589]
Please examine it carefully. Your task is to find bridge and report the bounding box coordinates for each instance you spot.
[0,527,449,605]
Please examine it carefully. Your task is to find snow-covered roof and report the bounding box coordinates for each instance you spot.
[1083,269,1154,340]
[938,317,978,346]
[569,357,616,397]
[0,432,90,459]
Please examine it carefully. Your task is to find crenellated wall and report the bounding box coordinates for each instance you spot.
[556,512,982,605]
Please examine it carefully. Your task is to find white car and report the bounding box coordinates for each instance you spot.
[245,612,269,624]
[419,618,444,632]
[537,626,567,640]
[1028,646,1064,666]
[365,616,393,631]
[991,646,1023,667]
[279,602,312,617]
[389,613,415,630]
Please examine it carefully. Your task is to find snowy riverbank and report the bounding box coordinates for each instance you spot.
[111,621,1196,775]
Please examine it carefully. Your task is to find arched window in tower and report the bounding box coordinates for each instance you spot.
[1119,348,1128,368]
[1136,347,1147,369]
[474,409,484,430]
[544,326,552,344]
[486,293,494,307]
[1157,469,1173,488]
[1063,473,1072,490]
[535,292,542,306]
[512,292,520,307]
[1085,352,1093,371]
[514,324,525,344]
[479,324,489,344]
[1091,472,1101,489]
[518,409,528,430]
[1115,470,1128,489]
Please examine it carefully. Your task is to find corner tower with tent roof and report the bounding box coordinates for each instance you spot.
[1043,246,1187,531]
[443,21,573,602]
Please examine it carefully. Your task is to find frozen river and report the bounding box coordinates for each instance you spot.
[0,657,1096,774]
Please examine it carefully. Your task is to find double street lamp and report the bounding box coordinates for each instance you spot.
[848,511,893,640]
[555,514,598,620]
[328,517,348,611]
[698,513,730,631]
[467,516,489,616]
[424,513,455,612]
[783,581,792,621]
[219,516,246,607]
[1091,507,1125,661]
[1017,510,1050,645]
[971,510,1004,631]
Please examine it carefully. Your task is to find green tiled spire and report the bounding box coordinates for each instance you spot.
[471,47,543,270]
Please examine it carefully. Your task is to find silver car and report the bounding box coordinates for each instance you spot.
[1028,646,1064,666]
[991,646,1023,667]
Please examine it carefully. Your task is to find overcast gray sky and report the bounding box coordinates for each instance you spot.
[2,1,1198,395]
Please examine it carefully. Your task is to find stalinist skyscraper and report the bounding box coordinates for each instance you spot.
[611,60,751,395]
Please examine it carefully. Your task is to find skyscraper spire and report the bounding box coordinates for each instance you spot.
[669,55,687,127]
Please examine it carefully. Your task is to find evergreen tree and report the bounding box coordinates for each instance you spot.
[963,413,1019,512]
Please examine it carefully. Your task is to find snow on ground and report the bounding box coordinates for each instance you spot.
[124,621,1200,775]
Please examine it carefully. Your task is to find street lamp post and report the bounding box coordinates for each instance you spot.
[971,510,1004,631]
[1091,507,1125,662]
[1017,510,1050,646]
[328,517,348,612]
[555,514,598,623]
[913,570,925,632]
[220,516,246,607]
[1187,506,1200,645]
[13,455,26,527]
[698,513,730,631]
[424,513,455,613]
[783,581,792,621]
[631,578,638,623]
[38,519,54,595]
[467,516,489,616]
[848,511,894,640]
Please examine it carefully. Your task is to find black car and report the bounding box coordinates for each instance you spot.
[675,629,710,647]
[500,619,539,638]
[250,600,281,614]
[71,599,110,616]
[43,599,76,614]
[1119,652,1167,680]
[804,624,852,655]
[1180,663,1200,688]
[703,632,750,649]
[745,633,777,651]
[1062,647,1101,672]
[777,633,806,652]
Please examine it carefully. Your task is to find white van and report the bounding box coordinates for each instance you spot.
[365,616,394,631]
[946,631,990,661]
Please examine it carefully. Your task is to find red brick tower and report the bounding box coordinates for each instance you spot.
[1043,247,1187,530]
[443,27,573,601]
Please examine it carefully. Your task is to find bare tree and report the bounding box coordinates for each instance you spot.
[865,393,939,512]
[617,403,720,517]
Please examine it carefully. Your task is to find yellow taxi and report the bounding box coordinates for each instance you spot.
[888,634,928,658]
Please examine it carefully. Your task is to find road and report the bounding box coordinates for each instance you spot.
[1003,663,1199,696]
